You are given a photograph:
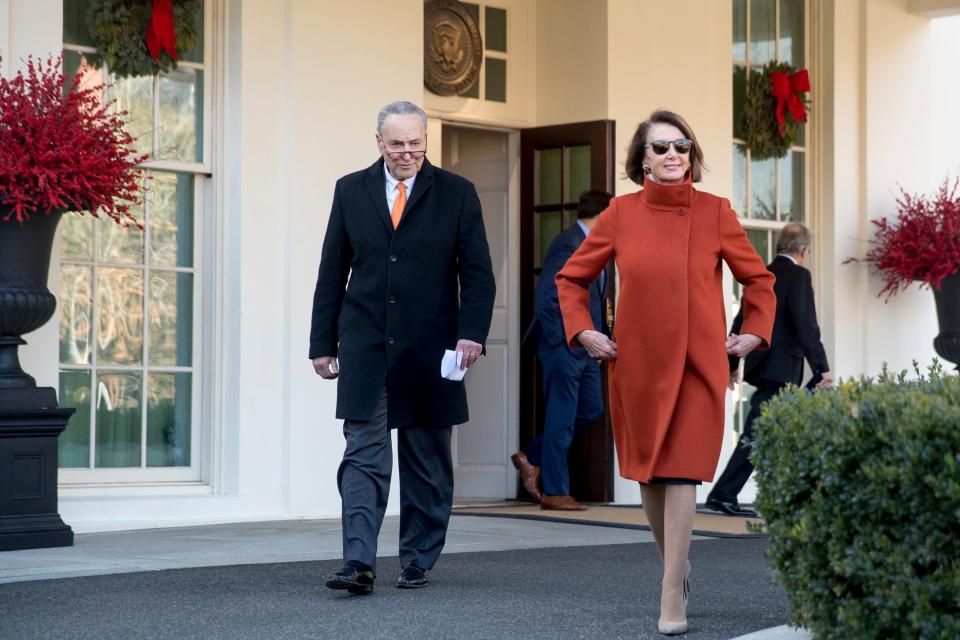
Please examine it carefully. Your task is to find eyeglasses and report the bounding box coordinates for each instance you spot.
[645,139,693,155]
[384,148,426,160]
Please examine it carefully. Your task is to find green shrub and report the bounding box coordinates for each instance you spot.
[752,363,960,640]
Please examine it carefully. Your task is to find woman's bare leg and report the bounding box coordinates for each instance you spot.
[659,484,696,622]
[639,484,666,560]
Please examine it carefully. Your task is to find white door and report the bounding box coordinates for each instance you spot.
[442,125,518,499]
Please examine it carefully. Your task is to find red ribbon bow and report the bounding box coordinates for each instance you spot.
[770,69,810,137]
[146,0,178,62]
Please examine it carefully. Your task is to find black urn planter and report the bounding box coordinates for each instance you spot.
[932,272,960,369]
[0,208,75,551]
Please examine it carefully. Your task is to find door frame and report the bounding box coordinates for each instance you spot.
[519,119,616,503]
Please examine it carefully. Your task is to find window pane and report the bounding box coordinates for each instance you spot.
[536,148,561,205]
[732,144,747,217]
[780,150,805,222]
[180,0,205,63]
[149,271,193,366]
[780,0,804,67]
[461,76,479,99]
[100,203,144,264]
[59,370,91,468]
[109,74,154,158]
[60,265,93,365]
[538,210,562,268]
[95,372,142,467]
[747,228,771,263]
[61,212,93,261]
[733,0,747,61]
[565,145,591,203]
[733,65,747,139]
[750,155,776,220]
[150,173,194,268]
[97,268,144,365]
[750,0,776,64]
[63,0,94,47]
[158,68,203,162]
[147,373,191,467]
[485,6,507,52]
[63,50,105,97]
[485,57,506,102]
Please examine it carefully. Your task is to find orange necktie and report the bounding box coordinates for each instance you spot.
[391,182,407,229]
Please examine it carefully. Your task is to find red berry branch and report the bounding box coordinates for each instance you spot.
[863,177,960,299]
[0,55,147,225]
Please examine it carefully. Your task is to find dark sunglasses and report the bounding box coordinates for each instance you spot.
[646,138,693,155]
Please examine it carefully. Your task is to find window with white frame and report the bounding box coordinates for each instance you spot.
[58,1,209,482]
[731,0,808,431]
[458,2,508,103]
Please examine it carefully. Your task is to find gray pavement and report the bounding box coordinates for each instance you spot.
[0,514,796,639]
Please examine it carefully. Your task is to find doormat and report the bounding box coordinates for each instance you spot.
[452,503,765,538]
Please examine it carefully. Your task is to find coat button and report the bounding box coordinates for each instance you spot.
[388,296,397,304]
[677,208,686,216]
[388,337,395,345]
[676,192,683,199]
[389,254,398,262]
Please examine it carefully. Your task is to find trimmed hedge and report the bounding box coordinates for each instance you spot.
[753,363,960,639]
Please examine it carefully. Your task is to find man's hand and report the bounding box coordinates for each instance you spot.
[457,339,483,371]
[577,329,618,360]
[815,370,834,389]
[725,333,763,359]
[312,356,339,379]
[727,371,741,391]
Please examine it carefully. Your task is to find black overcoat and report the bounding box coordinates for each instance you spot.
[309,158,496,427]
[729,255,829,385]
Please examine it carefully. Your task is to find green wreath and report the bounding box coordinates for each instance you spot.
[737,61,807,161]
[87,0,201,78]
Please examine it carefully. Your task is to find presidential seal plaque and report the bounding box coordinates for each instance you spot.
[424,0,483,97]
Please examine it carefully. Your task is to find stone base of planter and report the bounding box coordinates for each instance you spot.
[0,387,74,551]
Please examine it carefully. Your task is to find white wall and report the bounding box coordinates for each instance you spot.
[823,0,942,379]
[534,0,607,126]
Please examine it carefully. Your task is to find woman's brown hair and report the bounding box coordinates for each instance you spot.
[625,110,706,184]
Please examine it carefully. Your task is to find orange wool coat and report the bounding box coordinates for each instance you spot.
[556,178,776,483]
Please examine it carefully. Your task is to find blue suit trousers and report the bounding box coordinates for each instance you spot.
[522,342,603,496]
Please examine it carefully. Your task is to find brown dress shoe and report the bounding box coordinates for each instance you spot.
[510,451,542,502]
[541,494,587,511]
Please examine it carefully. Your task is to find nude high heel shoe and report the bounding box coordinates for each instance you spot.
[657,618,689,635]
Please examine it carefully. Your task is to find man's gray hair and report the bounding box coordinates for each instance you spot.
[377,101,428,133]
[775,223,812,255]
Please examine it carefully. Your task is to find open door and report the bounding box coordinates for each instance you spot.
[520,120,616,502]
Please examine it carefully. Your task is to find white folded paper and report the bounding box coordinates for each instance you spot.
[440,349,467,381]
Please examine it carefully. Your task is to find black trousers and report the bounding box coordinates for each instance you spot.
[337,388,454,574]
[708,382,785,503]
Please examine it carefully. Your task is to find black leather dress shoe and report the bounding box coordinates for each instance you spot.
[705,497,759,517]
[325,564,374,595]
[396,564,429,589]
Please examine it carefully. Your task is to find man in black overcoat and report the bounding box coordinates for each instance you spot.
[310,101,495,593]
[707,223,832,517]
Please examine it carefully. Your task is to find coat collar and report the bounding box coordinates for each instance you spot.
[364,158,436,234]
[639,176,696,211]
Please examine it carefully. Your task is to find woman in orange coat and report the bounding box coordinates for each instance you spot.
[556,110,776,635]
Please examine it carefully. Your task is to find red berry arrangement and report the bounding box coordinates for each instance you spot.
[864,177,960,299]
[0,55,147,224]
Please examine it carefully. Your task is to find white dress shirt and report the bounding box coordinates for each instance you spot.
[385,164,417,213]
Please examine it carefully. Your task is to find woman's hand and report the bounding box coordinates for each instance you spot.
[577,329,618,360]
[725,333,763,358]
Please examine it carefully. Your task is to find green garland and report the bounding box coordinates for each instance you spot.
[737,61,807,161]
[87,0,201,78]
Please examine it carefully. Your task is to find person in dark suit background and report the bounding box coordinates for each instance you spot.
[310,101,496,593]
[511,190,612,511]
[706,223,832,517]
